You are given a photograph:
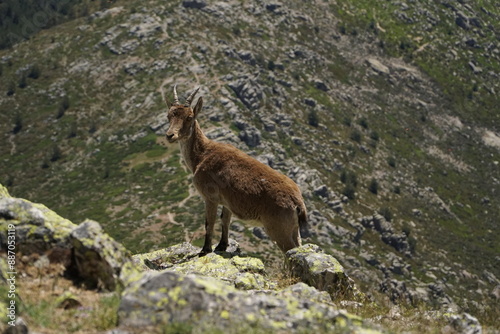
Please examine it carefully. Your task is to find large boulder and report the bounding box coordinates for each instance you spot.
[0,186,76,260]
[117,270,371,333]
[132,241,271,290]
[70,219,133,291]
[0,184,139,292]
[286,244,360,300]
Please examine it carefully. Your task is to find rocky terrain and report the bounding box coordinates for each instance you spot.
[0,0,499,332]
[0,184,486,333]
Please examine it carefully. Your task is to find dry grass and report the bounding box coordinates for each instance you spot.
[2,254,120,334]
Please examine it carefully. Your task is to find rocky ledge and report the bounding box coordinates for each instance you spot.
[0,183,483,333]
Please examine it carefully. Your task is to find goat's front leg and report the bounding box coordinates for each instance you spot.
[200,200,218,256]
[215,206,232,252]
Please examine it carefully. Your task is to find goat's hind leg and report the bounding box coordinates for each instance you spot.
[215,206,232,252]
[200,200,218,256]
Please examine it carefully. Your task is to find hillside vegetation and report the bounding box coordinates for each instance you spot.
[0,0,498,331]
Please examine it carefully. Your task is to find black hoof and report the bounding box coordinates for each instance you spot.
[199,248,212,257]
[214,243,228,252]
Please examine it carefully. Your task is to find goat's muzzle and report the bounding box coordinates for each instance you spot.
[166,133,178,143]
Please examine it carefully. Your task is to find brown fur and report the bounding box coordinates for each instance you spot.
[165,89,308,255]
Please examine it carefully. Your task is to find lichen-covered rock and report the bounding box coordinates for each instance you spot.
[286,244,359,300]
[0,191,77,257]
[70,219,132,291]
[170,253,273,290]
[445,312,482,334]
[0,184,10,198]
[118,270,376,333]
[133,242,272,290]
[132,242,201,271]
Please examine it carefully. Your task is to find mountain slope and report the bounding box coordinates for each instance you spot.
[0,0,498,328]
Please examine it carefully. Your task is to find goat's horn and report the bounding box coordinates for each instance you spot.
[185,87,200,106]
[161,86,169,106]
[173,84,180,105]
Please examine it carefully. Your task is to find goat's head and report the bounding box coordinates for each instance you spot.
[165,85,202,143]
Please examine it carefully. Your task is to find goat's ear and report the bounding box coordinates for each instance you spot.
[193,97,203,118]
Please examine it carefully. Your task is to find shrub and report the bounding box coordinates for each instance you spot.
[18,74,27,88]
[350,130,362,143]
[50,144,62,162]
[369,178,379,194]
[387,156,397,168]
[28,65,41,79]
[7,82,15,96]
[57,95,70,119]
[358,117,369,129]
[342,183,356,200]
[340,170,358,187]
[308,110,319,127]
[12,113,22,134]
[378,207,392,222]
[343,117,352,126]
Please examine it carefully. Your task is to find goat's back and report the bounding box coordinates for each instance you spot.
[193,141,304,220]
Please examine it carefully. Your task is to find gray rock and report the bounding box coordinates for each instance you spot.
[149,112,168,134]
[117,270,368,332]
[366,58,390,75]
[446,313,482,334]
[252,226,268,240]
[239,127,261,147]
[4,317,28,334]
[228,78,264,110]
[70,219,131,291]
[0,194,76,258]
[182,0,206,9]
[304,98,316,107]
[286,244,359,300]
[313,185,329,198]
[313,79,329,91]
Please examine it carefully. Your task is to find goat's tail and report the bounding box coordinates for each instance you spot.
[297,201,310,239]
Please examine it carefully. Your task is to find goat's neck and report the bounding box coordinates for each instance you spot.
[179,120,209,173]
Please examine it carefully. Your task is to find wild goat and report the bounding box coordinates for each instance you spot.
[165,86,308,255]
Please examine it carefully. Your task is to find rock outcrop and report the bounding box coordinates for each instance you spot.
[0,184,380,333]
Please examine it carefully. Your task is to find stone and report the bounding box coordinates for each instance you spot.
[168,252,273,290]
[313,185,329,198]
[286,244,359,300]
[239,126,261,147]
[445,313,482,334]
[228,78,264,110]
[313,79,329,91]
[366,58,390,75]
[0,194,76,257]
[181,0,207,9]
[117,270,372,333]
[252,226,268,240]
[4,317,29,334]
[70,219,131,291]
[304,98,316,107]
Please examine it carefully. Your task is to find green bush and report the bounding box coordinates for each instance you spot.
[308,110,319,127]
[378,207,392,222]
[368,178,379,194]
[350,130,362,143]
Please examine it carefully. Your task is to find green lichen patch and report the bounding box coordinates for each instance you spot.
[0,196,77,255]
[286,244,360,301]
[170,253,274,290]
[132,242,200,271]
[118,270,378,333]
[0,184,10,199]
